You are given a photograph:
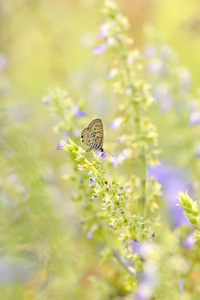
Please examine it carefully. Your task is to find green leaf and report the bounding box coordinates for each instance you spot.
[192,201,199,217]
[184,212,198,225]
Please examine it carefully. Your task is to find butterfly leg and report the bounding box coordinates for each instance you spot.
[86,147,92,152]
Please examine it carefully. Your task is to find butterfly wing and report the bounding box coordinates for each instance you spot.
[80,118,104,151]
[81,127,93,149]
[88,118,103,149]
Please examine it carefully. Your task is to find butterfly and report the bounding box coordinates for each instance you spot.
[80,118,104,153]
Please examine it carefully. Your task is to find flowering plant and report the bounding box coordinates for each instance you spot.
[40,1,200,298]
[1,0,200,299]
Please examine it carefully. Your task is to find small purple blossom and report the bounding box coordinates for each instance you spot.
[75,110,87,117]
[160,44,171,59]
[71,105,87,117]
[194,143,200,158]
[131,241,153,260]
[110,149,130,166]
[153,86,173,113]
[105,68,117,79]
[135,261,158,300]
[56,139,66,150]
[109,118,122,129]
[132,240,142,256]
[146,59,166,76]
[189,111,200,126]
[85,232,93,239]
[179,69,191,92]
[85,224,98,239]
[143,45,156,59]
[92,44,107,55]
[188,101,198,113]
[41,95,51,105]
[89,177,95,185]
[183,233,195,249]
[178,280,184,294]
[107,37,115,46]
[159,96,173,113]
[100,151,107,159]
[65,132,70,137]
[0,258,34,284]
[148,163,192,227]
[72,129,80,138]
[0,53,8,72]
[98,23,109,39]
[127,53,134,65]
[125,88,132,95]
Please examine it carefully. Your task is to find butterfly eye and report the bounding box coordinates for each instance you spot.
[81,135,83,138]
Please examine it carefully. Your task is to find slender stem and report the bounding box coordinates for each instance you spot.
[113,250,135,276]
[140,144,146,217]
[54,97,69,130]
[100,227,135,276]
[122,52,146,217]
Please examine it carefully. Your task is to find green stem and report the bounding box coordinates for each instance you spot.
[140,144,146,217]
[122,53,146,218]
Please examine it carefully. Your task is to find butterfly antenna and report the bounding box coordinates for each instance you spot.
[106,150,114,157]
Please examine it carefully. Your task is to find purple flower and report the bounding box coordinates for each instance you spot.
[71,105,87,117]
[92,44,107,55]
[72,129,80,138]
[89,177,95,185]
[153,86,174,113]
[98,23,109,39]
[194,143,200,158]
[188,102,198,113]
[131,241,154,260]
[148,163,192,227]
[132,240,143,256]
[159,96,173,113]
[41,95,51,105]
[144,45,156,59]
[65,132,70,137]
[85,224,98,239]
[135,261,158,300]
[160,44,171,59]
[146,59,166,76]
[189,111,200,126]
[110,149,130,166]
[183,233,195,249]
[85,232,93,239]
[0,53,8,72]
[179,69,191,92]
[178,280,184,294]
[100,151,107,159]
[56,139,66,150]
[109,118,122,129]
[107,37,115,46]
[0,258,34,284]
[125,88,132,95]
[105,69,117,79]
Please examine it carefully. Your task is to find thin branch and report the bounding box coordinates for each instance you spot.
[113,250,136,276]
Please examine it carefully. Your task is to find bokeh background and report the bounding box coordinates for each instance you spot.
[1,0,200,299]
